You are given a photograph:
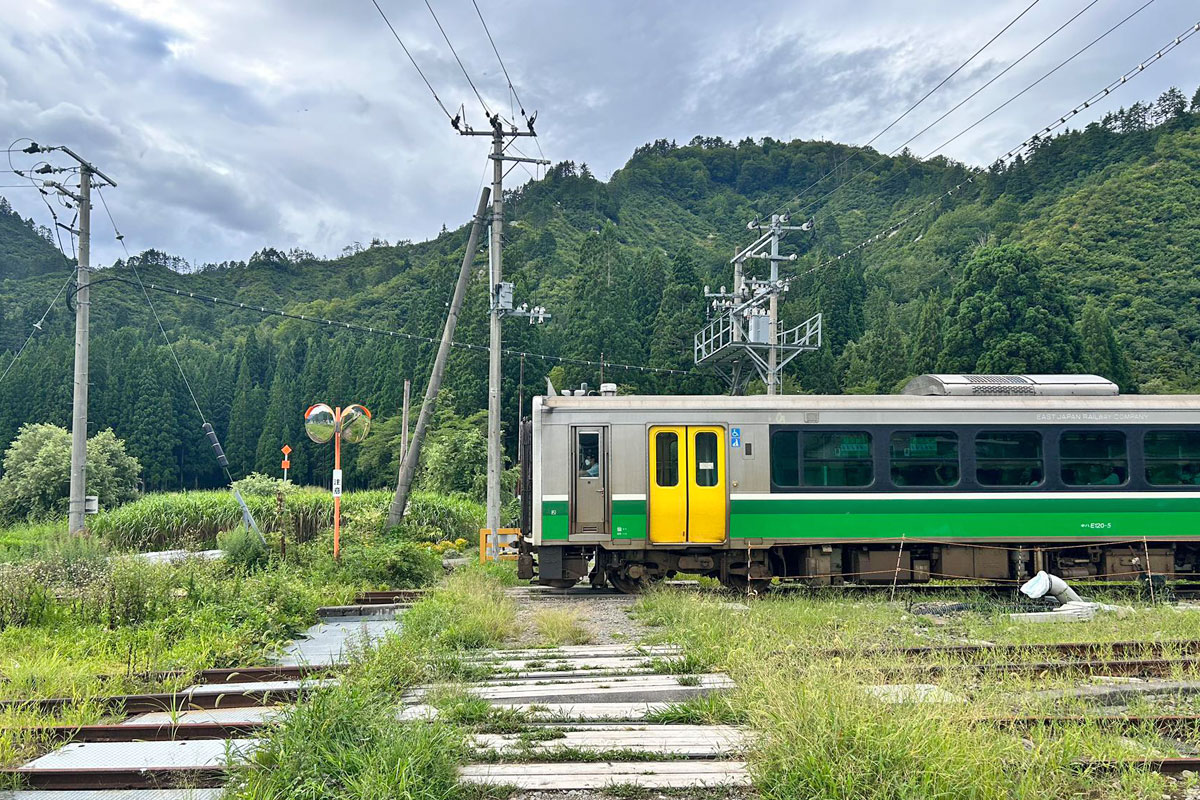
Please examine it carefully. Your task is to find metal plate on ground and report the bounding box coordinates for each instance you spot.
[21,740,255,771]
[275,618,400,667]
[472,724,748,757]
[125,706,284,726]
[0,791,224,800]
[459,760,752,789]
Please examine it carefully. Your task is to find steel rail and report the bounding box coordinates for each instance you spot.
[2,765,228,790]
[0,683,311,716]
[13,720,268,744]
[824,639,1200,661]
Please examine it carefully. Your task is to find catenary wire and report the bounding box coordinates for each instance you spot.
[782,18,1200,289]
[763,0,1048,219]
[369,0,455,121]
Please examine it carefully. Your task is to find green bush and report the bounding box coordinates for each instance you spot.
[218,526,268,572]
[231,472,295,498]
[0,424,140,524]
[338,541,440,589]
[392,491,483,543]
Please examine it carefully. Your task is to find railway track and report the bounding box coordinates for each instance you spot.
[826,638,1200,661]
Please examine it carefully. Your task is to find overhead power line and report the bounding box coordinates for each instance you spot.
[784,18,1200,288]
[471,0,526,118]
[93,274,691,376]
[424,0,492,118]
[777,0,1104,223]
[764,0,1047,219]
[0,269,75,387]
[370,0,455,122]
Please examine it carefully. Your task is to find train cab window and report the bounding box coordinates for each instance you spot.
[890,431,959,487]
[1145,430,1200,486]
[1061,430,1127,486]
[654,431,679,487]
[976,431,1044,487]
[771,431,800,488]
[695,431,719,487]
[803,432,873,487]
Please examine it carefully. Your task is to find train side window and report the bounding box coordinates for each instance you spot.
[976,431,1044,487]
[771,430,800,488]
[890,430,959,487]
[803,431,872,487]
[577,432,600,478]
[695,431,719,487]
[1145,430,1200,485]
[654,432,679,487]
[1061,430,1127,486]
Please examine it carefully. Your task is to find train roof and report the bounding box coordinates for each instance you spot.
[536,393,1200,412]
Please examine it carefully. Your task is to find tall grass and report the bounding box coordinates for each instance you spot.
[227,567,518,799]
[635,588,1183,800]
[404,568,520,650]
[86,488,482,552]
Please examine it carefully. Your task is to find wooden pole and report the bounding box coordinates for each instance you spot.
[400,379,411,466]
[387,188,491,526]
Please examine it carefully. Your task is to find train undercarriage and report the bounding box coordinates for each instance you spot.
[522,541,1196,594]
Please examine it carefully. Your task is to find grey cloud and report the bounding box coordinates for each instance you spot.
[0,0,1197,267]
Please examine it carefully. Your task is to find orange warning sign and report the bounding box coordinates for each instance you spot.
[281,444,292,455]
[281,459,291,470]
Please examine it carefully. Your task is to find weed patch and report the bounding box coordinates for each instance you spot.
[532,608,592,646]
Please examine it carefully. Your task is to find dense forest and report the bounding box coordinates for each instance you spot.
[1,85,1198,494]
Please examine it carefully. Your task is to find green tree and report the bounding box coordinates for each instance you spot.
[0,423,140,523]
[1078,299,1132,389]
[649,248,706,392]
[940,245,1081,374]
[908,289,945,376]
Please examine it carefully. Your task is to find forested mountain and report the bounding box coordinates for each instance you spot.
[1,86,1198,493]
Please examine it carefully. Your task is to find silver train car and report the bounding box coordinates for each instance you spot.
[516,375,1200,592]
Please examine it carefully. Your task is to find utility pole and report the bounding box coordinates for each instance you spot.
[68,168,91,533]
[30,144,116,534]
[694,213,820,395]
[460,114,549,555]
[387,188,490,528]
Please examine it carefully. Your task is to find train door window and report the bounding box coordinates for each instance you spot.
[1061,430,1127,486]
[694,431,719,487]
[976,431,1044,486]
[1144,430,1200,485]
[577,432,600,478]
[803,431,873,487]
[890,430,959,487]
[655,431,680,487]
[770,430,800,488]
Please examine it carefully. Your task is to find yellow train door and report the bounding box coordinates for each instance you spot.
[647,425,727,544]
[648,426,687,543]
[687,426,727,543]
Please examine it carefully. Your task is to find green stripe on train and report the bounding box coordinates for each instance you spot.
[542,495,1200,542]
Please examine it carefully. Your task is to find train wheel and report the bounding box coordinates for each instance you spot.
[607,569,648,595]
[720,574,771,595]
[541,578,579,590]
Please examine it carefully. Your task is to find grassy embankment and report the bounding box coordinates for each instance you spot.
[636,587,1200,800]
[0,485,482,771]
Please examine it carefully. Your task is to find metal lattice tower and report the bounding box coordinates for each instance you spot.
[695,214,821,395]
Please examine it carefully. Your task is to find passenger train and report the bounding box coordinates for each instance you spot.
[516,375,1200,593]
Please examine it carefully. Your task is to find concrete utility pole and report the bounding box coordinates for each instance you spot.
[68,168,91,533]
[31,144,116,535]
[460,115,549,554]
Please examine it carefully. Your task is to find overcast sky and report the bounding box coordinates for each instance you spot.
[2,0,1197,268]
